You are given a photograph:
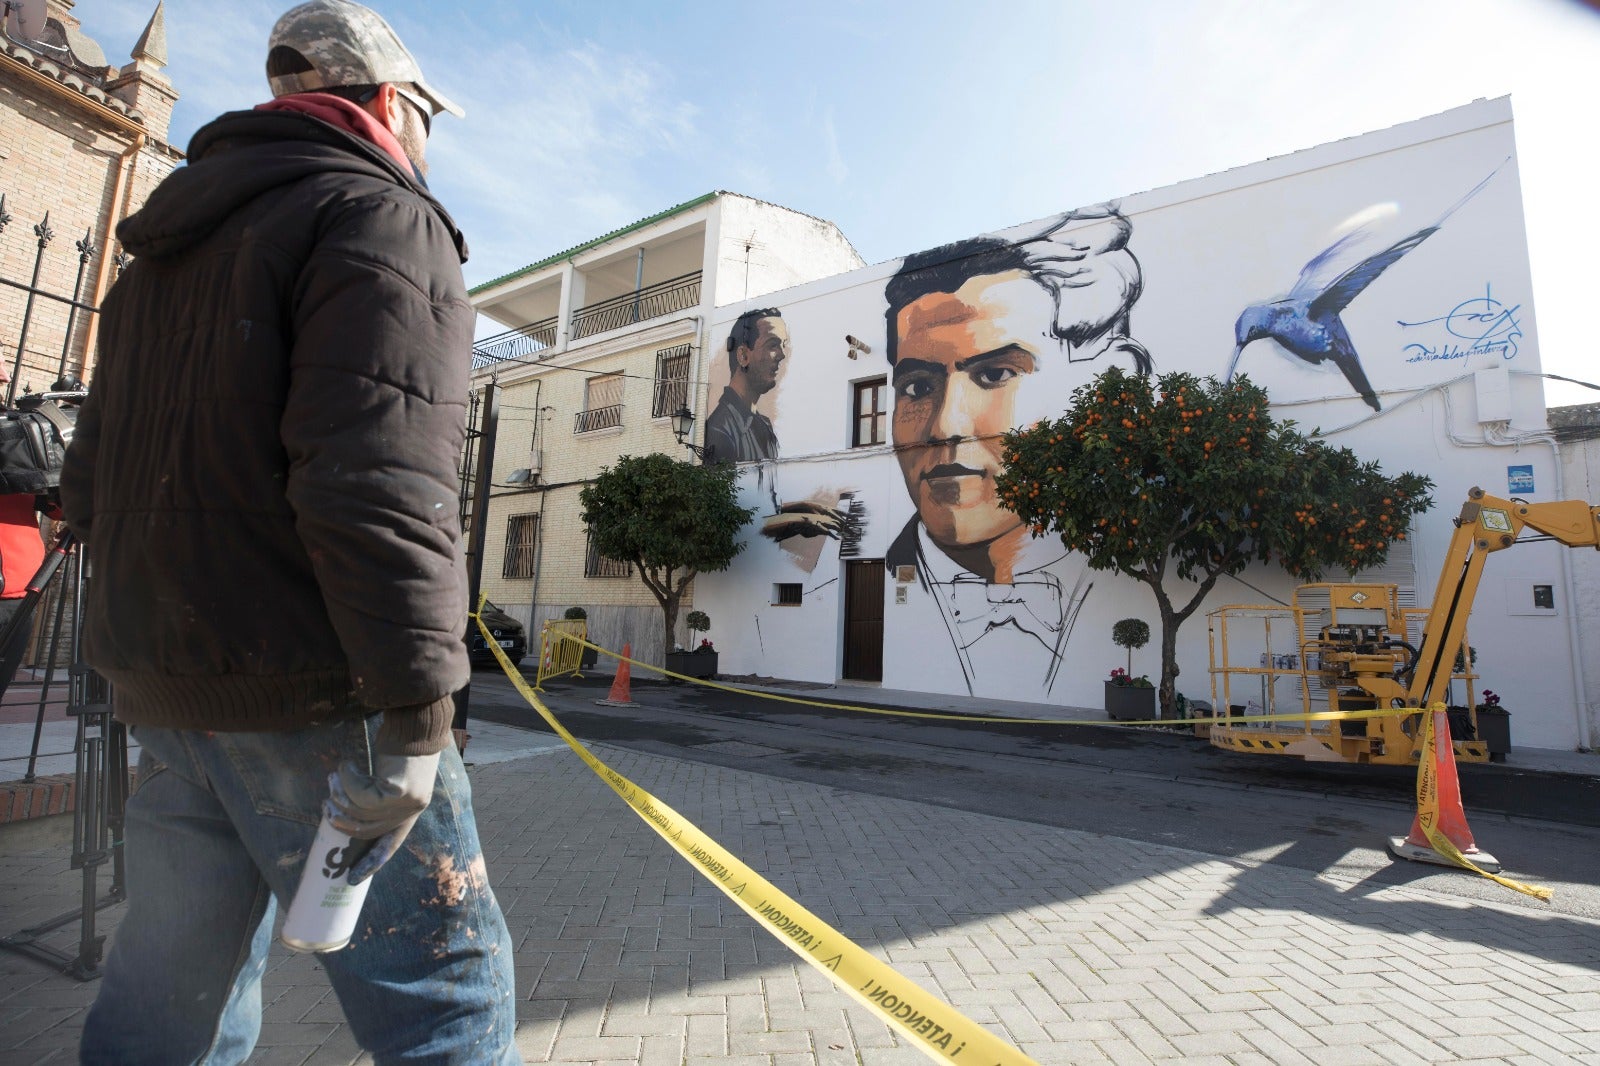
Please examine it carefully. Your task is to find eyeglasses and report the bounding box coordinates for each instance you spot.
[355,84,432,137]
[393,85,433,138]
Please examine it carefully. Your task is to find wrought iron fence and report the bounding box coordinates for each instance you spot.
[574,403,623,434]
[570,271,701,341]
[472,314,558,370]
[0,192,124,403]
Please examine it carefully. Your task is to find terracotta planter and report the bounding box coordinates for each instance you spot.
[1105,681,1157,721]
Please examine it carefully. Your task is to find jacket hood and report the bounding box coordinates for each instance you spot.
[117,109,468,263]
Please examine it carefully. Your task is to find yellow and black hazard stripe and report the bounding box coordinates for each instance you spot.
[475,605,1040,1065]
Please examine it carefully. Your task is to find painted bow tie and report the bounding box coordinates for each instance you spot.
[942,573,1064,645]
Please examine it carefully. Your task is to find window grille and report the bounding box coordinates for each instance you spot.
[576,372,624,433]
[774,583,803,606]
[652,344,691,418]
[502,513,538,579]
[585,531,632,578]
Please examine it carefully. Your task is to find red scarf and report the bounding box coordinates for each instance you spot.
[256,92,413,173]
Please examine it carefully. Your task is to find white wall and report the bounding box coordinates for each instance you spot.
[712,195,864,307]
[696,99,1589,749]
[1559,434,1600,747]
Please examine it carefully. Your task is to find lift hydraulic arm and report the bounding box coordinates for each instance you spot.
[1403,488,1600,709]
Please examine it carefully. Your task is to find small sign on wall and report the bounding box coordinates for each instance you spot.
[1507,465,1534,495]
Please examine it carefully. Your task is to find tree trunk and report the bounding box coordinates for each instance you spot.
[661,596,680,665]
[1154,586,1180,720]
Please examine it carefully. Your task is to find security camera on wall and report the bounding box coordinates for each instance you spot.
[845,334,871,360]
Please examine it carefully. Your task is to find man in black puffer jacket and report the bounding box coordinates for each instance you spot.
[64,3,519,1062]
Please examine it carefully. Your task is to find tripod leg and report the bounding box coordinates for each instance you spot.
[108,720,128,901]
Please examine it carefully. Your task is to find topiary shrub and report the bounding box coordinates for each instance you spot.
[1112,617,1150,676]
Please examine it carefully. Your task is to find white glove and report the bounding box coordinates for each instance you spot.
[326,751,440,884]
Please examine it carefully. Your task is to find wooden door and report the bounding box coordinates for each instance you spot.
[843,560,884,682]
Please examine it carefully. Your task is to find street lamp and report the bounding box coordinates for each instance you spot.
[670,404,705,459]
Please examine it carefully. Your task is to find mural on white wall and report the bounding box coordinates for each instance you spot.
[697,105,1567,738]
[704,307,786,464]
[1227,160,1508,411]
[880,205,1148,693]
[706,307,865,574]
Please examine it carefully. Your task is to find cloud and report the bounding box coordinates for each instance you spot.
[427,41,702,284]
[822,109,847,185]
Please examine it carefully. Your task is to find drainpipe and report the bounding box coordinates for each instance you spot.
[526,378,546,626]
[631,248,645,324]
[1542,434,1594,749]
[80,132,145,365]
[683,313,706,441]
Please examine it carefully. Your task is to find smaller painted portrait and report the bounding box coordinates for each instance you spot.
[703,308,788,465]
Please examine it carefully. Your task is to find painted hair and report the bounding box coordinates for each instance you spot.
[725,307,782,373]
[882,237,1033,364]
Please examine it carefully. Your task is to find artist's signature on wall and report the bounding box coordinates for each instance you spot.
[1398,284,1522,363]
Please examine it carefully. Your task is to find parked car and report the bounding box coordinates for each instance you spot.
[468,600,526,668]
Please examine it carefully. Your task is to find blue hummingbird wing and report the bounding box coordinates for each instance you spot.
[1309,225,1439,317]
[1288,229,1368,302]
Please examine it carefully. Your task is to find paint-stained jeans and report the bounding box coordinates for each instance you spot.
[79,718,520,1066]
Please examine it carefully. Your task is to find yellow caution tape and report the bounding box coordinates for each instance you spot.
[473,603,1039,1065]
[1414,705,1552,901]
[547,631,1411,730]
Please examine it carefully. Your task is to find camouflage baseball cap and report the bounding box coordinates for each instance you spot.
[267,0,464,118]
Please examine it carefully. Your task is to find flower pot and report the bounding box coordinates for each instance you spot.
[666,650,718,680]
[1105,681,1157,722]
[1475,706,1511,762]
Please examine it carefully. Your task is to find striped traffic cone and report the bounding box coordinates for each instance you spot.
[1388,706,1500,872]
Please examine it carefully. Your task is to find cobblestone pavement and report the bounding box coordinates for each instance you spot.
[3,735,1599,1065]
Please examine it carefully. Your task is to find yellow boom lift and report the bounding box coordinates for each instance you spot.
[1206,488,1600,765]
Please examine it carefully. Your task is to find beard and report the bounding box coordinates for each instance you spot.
[398,111,429,177]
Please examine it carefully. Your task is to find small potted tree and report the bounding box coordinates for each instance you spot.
[564,606,598,669]
[1106,617,1156,721]
[666,610,717,679]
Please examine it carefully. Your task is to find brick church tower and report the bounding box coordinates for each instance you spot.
[1,1,184,394]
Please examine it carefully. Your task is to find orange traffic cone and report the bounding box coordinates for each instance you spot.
[596,642,636,707]
[1388,706,1501,872]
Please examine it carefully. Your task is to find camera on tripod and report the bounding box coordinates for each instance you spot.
[0,376,126,981]
[0,376,83,499]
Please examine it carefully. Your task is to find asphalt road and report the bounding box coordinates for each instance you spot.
[461,669,1600,921]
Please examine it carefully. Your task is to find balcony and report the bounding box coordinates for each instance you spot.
[570,272,701,341]
[472,315,558,370]
[574,404,624,434]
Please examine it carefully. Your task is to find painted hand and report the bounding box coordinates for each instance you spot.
[326,751,440,885]
[761,501,846,542]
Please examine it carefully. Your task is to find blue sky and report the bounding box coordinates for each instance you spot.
[82,0,1600,406]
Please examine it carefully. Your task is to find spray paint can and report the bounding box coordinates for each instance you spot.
[280,812,375,953]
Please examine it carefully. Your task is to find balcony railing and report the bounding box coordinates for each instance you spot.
[472,315,558,370]
[574,404,623,434]
[570,271,701,341]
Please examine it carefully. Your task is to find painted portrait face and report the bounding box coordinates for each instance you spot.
[737,317,790,396]
[891,269,1065,553]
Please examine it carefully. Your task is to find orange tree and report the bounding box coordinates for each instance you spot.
[995,366,1432,716]
[580,453,756,663]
